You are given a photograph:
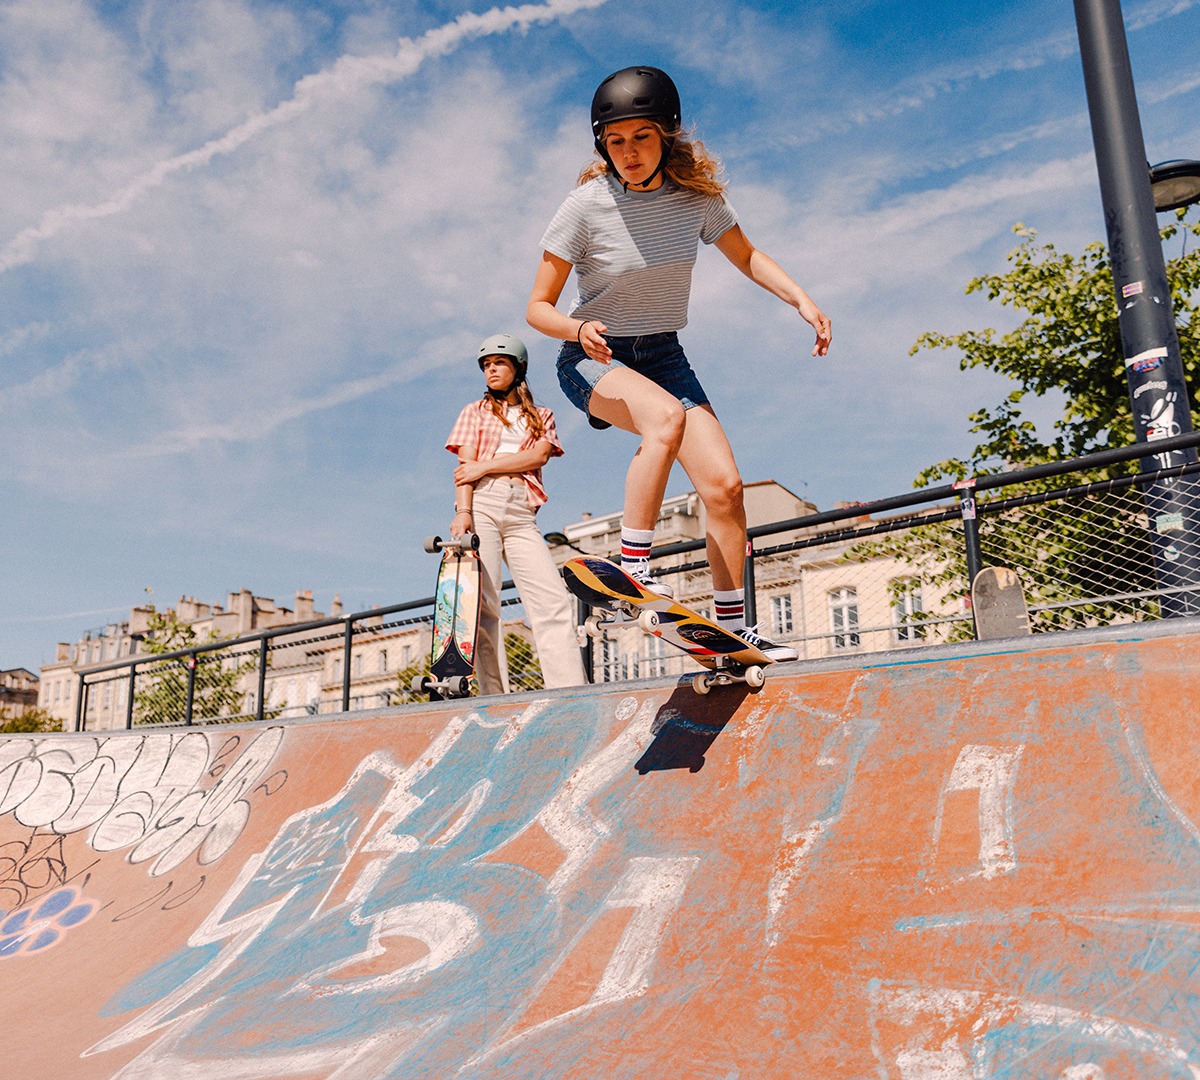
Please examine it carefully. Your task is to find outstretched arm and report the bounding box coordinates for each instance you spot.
[714,225,831,357]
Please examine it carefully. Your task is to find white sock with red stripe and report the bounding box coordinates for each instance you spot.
[620,527,655,577]
[713,589,745,631]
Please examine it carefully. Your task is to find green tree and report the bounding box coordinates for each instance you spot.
[0,707,61,734]
[133,609,259,725]
[910,219,1200,482]
[852,217,1200,636]
[503,629,545,692]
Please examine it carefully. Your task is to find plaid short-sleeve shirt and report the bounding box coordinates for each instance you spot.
[445,399,564,509]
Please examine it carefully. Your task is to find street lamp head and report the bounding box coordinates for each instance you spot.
[543,531,569,547]
[1149,159,1200,213]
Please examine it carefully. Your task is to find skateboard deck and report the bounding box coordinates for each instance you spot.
[562,556,772,693]
[972,566,1031,640]
[412,533,481,700]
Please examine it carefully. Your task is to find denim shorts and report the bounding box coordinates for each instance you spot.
[556,331,710,430]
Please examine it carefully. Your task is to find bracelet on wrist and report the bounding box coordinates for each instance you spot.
[576,320,592,345]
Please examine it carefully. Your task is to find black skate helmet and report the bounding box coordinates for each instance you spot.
[590,66,681,188]
[477,333,528,382]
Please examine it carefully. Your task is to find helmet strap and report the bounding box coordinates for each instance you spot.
[595,134,674,191]
[485,373,522,402]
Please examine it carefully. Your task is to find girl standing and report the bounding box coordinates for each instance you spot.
[445,333,586,694]
[526,65,831,661]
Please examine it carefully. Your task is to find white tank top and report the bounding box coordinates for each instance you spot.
[496,407,529,455]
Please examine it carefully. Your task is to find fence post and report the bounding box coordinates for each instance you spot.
[125,665,136,730]
[75,674,86,733]
[342,619,354,713]
[956,478,983,636]
[577,595,594,683]
[184,654,197,726]
[257,639,269,723]
[743,539,758,628]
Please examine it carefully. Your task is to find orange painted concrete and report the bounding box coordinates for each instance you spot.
[3,622,1200,1078]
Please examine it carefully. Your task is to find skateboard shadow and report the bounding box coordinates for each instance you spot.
[633,680,751,775]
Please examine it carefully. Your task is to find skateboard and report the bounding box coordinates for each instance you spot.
[971,566,1031,640]
[411,533,481,700]
[561,556,773,694]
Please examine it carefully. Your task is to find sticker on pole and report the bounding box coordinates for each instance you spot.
[1125,346,1168,373]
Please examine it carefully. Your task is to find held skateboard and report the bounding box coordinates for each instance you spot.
[412,532,481,700]
[561,556,773,694]
[971,565,1031,640]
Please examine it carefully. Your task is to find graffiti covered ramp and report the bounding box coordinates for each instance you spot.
[4,622,1200,1079]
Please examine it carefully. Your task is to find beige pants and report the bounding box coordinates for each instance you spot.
[471,477,586,695]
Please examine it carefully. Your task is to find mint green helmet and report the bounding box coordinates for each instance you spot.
[476,333,528,381]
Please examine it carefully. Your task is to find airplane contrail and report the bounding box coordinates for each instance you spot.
[0,0,606,274]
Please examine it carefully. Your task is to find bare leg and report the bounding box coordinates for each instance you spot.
[588,366,686,531]
[676,405,746,593]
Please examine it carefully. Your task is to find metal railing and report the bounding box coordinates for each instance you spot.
[70,432,1200,727]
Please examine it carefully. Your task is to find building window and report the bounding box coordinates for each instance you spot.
[379,650,388,674]
[892,579,926,643]
[828,588,860,650]
[771,594,793,636]
[601,639,626,683]
[643,634,667,678]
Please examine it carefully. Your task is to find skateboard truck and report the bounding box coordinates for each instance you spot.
[581,603,641,639]
[424,533,481,555]
[690,657,766,695]
[411,672,473,698]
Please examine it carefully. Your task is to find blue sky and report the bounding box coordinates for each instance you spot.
[3,0,1199,672]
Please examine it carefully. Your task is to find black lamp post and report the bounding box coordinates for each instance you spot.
[1073,0,1200,616]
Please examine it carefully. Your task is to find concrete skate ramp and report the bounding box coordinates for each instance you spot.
[4,622,1200,1078]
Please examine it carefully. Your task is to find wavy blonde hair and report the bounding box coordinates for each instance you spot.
[579,121,726,199]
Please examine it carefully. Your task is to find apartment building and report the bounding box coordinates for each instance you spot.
[39,589,341,730]
[0,668,39,719]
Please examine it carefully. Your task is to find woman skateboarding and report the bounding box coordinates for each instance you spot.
[445,333,586,695]
[526,65,831,661]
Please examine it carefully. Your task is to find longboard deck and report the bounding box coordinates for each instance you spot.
[972,565,1031,641]
[562,556,772,690]
[415,534,481,699]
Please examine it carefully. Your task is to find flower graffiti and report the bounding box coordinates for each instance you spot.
[0,886,97,959]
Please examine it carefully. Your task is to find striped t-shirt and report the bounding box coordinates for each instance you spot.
[539,174,737,336]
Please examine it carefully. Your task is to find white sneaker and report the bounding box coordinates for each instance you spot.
[625,563,674,599]
[735,625,797,662]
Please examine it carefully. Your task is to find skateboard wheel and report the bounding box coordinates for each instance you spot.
[745,665,766,689]
[452,675,471,697]
[637,609,660,633]
[410,674,431,693]
[424,535,442,554]
[584,614,606,640]
[691,673,711,695]
[465,531,480,551]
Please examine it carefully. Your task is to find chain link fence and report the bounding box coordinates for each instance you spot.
[71,434,1200,727]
